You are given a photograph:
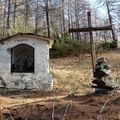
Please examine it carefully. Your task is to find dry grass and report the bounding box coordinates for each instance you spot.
[50,51,120,94]
[50,54,92,93]
[0,51,119,105]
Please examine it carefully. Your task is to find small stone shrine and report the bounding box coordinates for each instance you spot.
[92,57,119,93]
[0,33,53,91]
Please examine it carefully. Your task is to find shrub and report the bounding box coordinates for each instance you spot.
[111,40,117,48]
[50,33,118,58]
[50,33,80,58]
[79,43,91,53]
[50,42,79,57]
[99,42,112,50]
[50,33,92,58]
[99,40,117,50]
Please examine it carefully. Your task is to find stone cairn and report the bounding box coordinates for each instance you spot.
[92,57,119,94]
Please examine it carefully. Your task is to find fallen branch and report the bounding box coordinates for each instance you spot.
[61,103,70,120]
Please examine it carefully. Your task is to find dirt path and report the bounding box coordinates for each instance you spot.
[1,95,65,109]
[1,92,120,120]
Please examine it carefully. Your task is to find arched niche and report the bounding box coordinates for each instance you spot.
[11,44,34,73]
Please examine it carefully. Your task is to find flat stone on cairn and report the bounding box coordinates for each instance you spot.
[92,57,119,94]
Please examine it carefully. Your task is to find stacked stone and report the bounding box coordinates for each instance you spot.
[92,57,119,93]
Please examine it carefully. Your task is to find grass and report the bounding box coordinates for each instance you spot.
[50,51,120,95]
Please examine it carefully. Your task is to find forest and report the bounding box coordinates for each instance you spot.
[0,0,120,40]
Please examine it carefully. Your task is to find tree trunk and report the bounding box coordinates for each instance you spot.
[67,0,70,31]
[13,0,17,29]
[106,0,116,42]
[3,0,7,36]
[61,0,65,34]
[75,0,80,40]
[45,0,50,37]
[7,0,11,29]
[35,0,39,34]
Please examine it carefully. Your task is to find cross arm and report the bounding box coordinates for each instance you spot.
[93,25,112,31]
[69,27,90,32]
[69,25,112,33]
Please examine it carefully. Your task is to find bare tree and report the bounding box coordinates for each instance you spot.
[7,0,11,29]
[12,0,17,29]
[45,0,51,37]
[35,0,39,34]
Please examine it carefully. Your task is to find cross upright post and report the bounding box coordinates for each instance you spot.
[87,11,96,73]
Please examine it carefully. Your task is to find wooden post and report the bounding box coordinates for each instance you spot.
[87,11,96,73]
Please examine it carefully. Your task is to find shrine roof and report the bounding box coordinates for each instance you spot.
[0,33,53,46]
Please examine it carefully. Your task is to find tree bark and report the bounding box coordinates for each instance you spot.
[13,0,17,29]
[61,0,65,33]
[106,0,116,42]
[35,0,39,34]
[45,0,50,37]
[7,0,11,29]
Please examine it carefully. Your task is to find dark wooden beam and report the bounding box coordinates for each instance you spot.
[69,25,112,33]
[93,25,112,31]
[69,27,90,32]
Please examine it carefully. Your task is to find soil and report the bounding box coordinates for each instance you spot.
[1,51,120,120]
[1,91,120,120]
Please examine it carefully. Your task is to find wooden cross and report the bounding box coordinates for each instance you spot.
[69,11,112,74]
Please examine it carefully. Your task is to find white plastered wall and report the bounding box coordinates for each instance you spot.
[0,37,53,91]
